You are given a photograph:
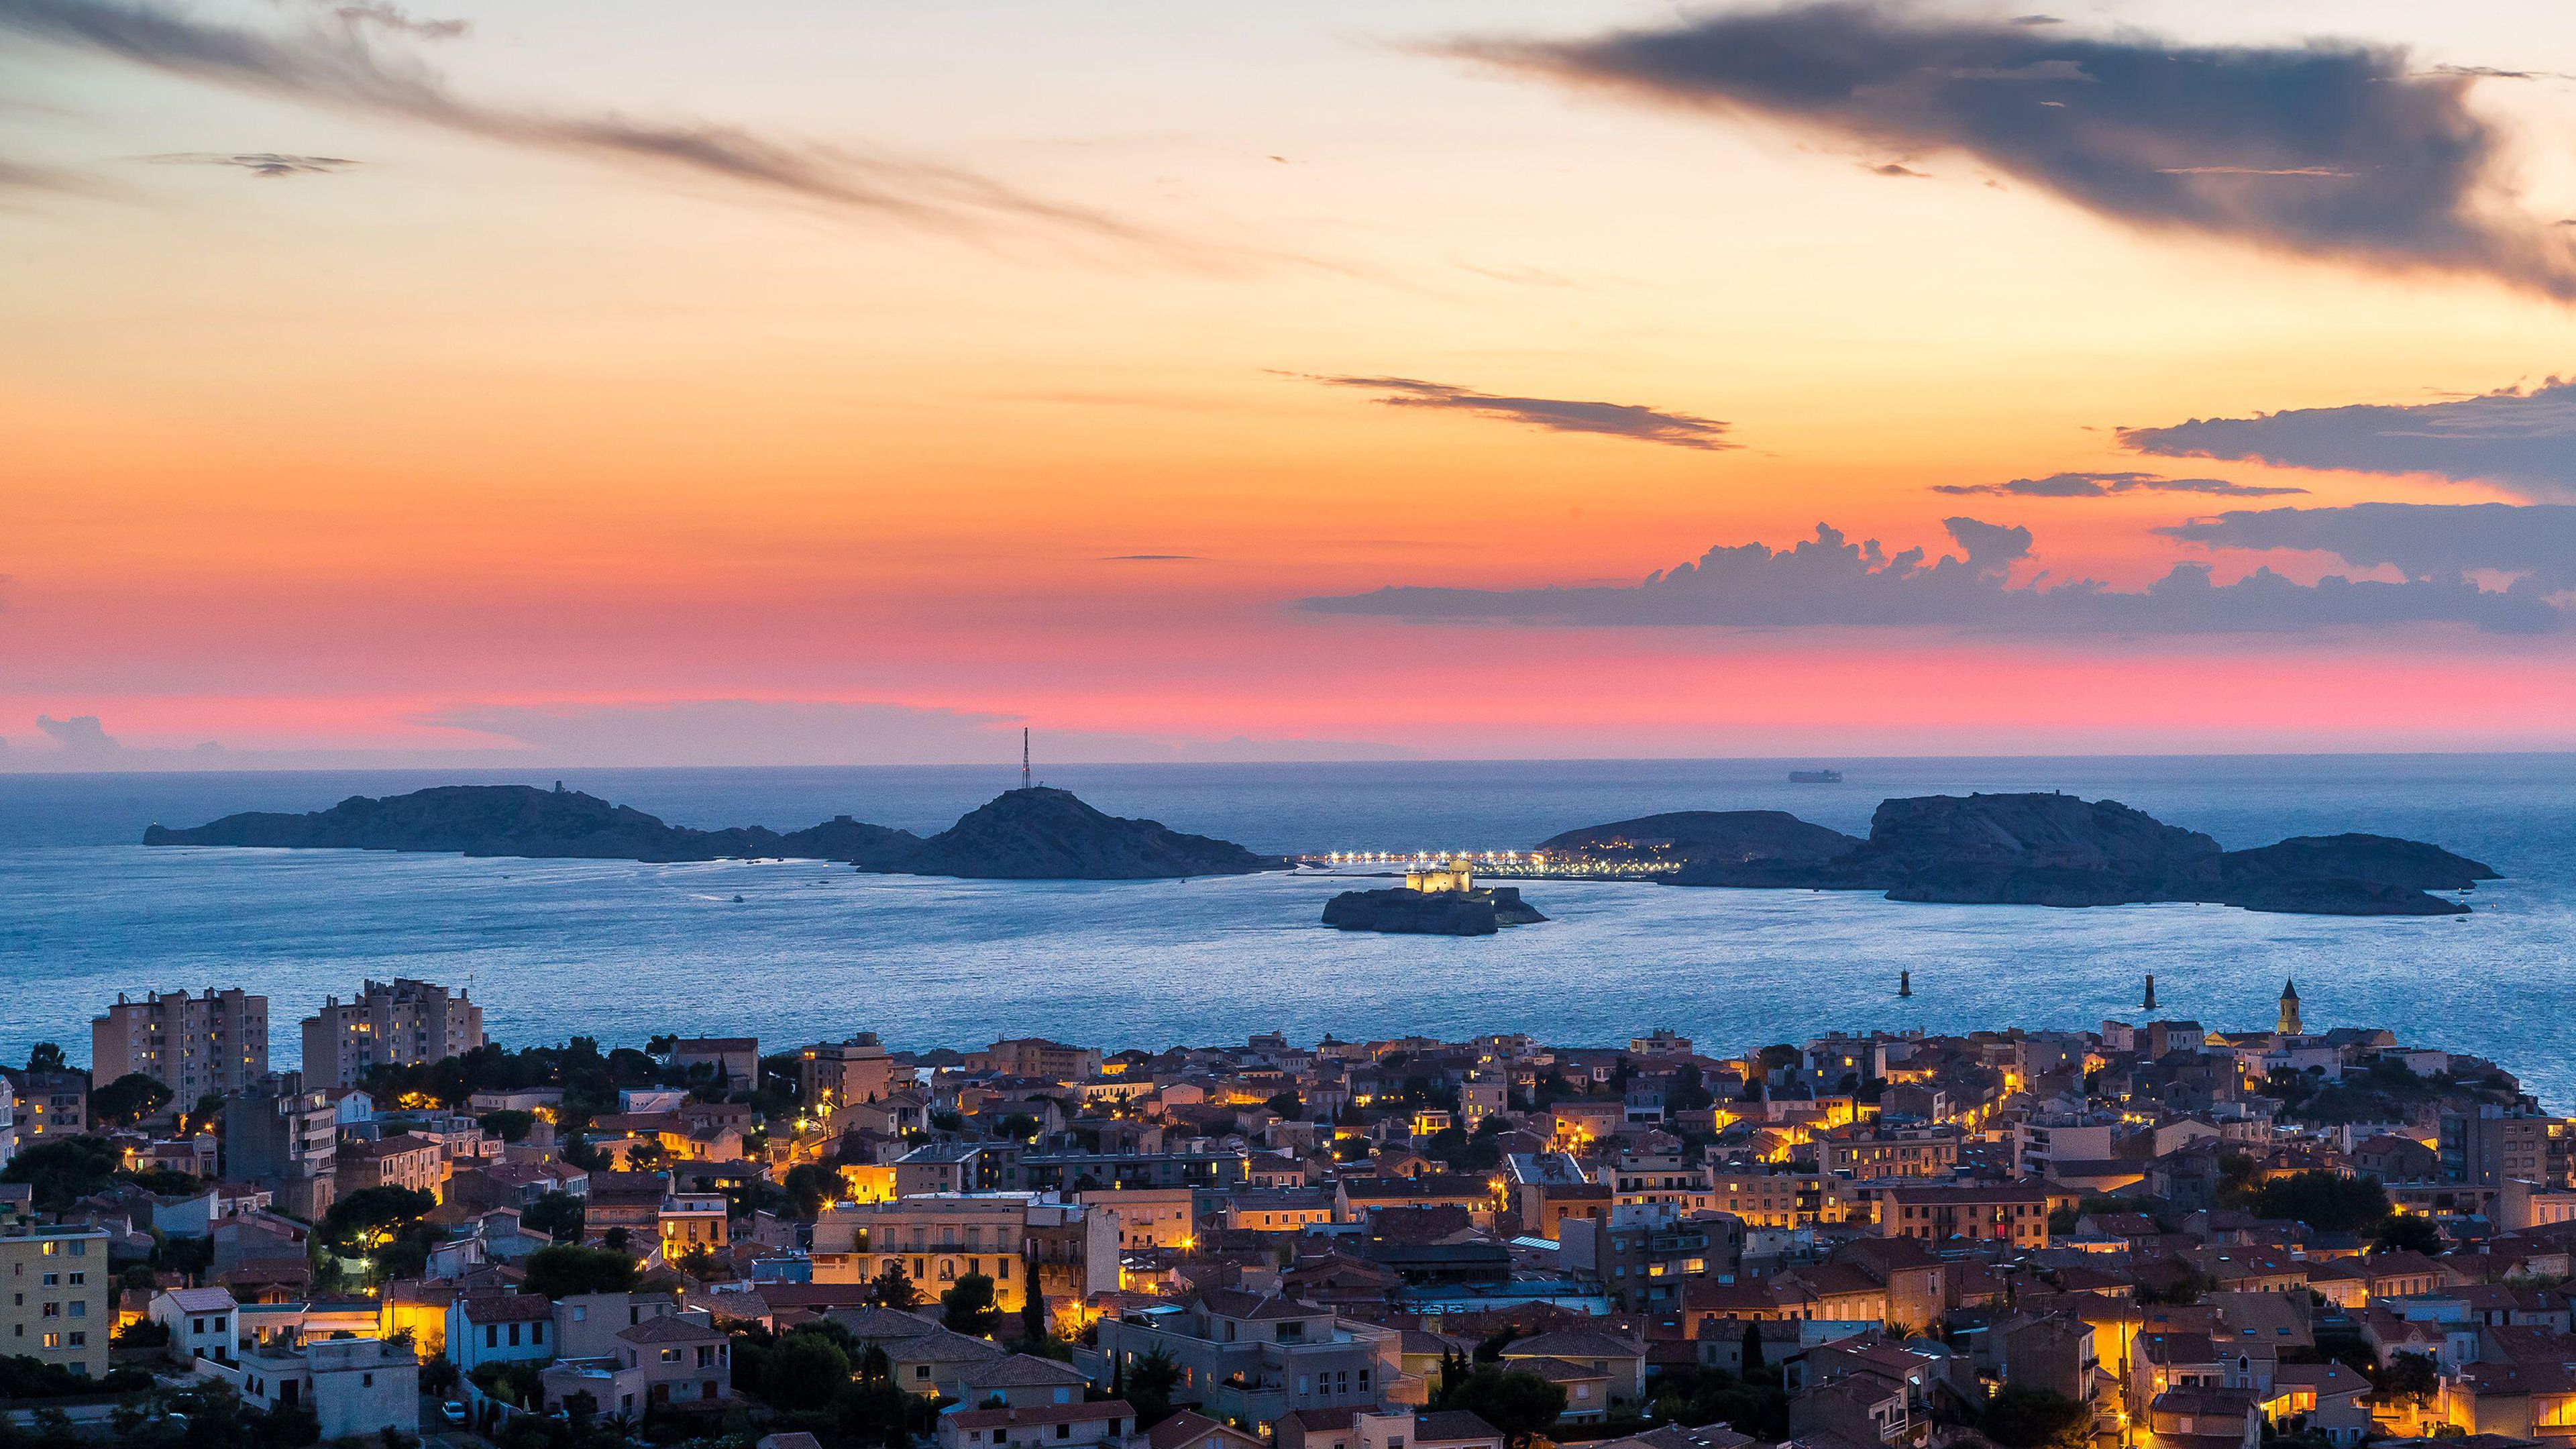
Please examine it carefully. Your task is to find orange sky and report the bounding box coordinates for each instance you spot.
[7,0,2576,763]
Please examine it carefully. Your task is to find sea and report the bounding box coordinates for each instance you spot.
[2,756,2571,1107]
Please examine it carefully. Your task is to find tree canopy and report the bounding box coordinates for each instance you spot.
[521,1244,639,1299]
[89,1074,173,1130]
[941,1273,1003,1338]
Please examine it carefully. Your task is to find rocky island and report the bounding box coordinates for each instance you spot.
[144,783,1283,881]
[1543,791,2497,916]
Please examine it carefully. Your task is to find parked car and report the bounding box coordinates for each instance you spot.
[441,1403,468,1426]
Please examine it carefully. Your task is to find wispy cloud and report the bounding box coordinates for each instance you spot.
[1456,1,2576,298]
[1931,470,2306,498]
[1298,517,2561,634]
[1298,373,1734,450]
[144,150,356,176]
[0,0,1146,240]
[321,1,465,40]
[2122,380,2576,500]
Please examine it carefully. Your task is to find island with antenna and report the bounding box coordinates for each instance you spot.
[142,780,1287,881]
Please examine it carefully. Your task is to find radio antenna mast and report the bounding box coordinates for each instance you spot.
[1022,728,1032,790]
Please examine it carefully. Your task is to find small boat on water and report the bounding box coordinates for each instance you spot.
[1788,769,1843,784]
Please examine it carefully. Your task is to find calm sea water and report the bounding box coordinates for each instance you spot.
[1,757,2569,1106]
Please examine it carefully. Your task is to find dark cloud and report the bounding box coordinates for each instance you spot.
[1868,162,1929,178]
[1102,553,1203,561]
[1298,517,2561,634]
[2163,501,2576,590]
[2121,380,2576,500]
[1931,470,2306,498]
[145,150,356,176]
[1301,374,1733,450]
[2010,15,2063,25]
[0,0,1144,239]
[1460,1,2576,297]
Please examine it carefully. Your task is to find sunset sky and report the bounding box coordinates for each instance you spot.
[11,0,2576,765]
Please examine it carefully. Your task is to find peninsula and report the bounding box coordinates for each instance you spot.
[1542,791,2496,916]
[142,783,1284,881]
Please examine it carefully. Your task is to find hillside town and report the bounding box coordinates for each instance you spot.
[6,978,2575,1449]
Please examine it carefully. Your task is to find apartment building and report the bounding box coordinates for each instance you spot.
[799,1034,909,1110]
[977,1038,1104,1081]
[1871,1183,2054,1248]
[299,978,484,1089]
[335,1132,451,1202]
[2442,1106,2576,1189]
[812,1195,1117,1312]
[92,988,268,1102]
[1,1224,111,1378]
[0,1070,85,1142]
[1819,1126,1964,1181]
[1076,1185,1196,1249]
[1085,1290,1399,1437]
[224,1072,337,1220]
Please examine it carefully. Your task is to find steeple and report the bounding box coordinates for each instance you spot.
[2277,978,2303,1036]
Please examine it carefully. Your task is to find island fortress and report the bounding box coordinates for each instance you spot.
[1403,857,1477,893]
[7,990,2565,1449]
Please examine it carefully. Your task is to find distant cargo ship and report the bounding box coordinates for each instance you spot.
[1788,769,1843,784]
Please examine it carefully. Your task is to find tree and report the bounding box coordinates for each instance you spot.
[477,1110,537,1143]
[1983,1387,2092,1449]
[1,1136,122,1210]
[833,1377,914,1446]
[1125,1350,1183,1430]
[521,1191,585,1242]
[762,1332,852,1411]
[23,1043,66,1074]
[93,1073,179,1129]
[521,1244,639,1299]
[1442,1366,1565,1449]
[1741,1320,1764,1378]
[996,1114,1042,1142]
[942,1273,1003,1337]
[2375,1352,2441,1404]
[1019,1277,1049,1346]
[2375,1212,2445,1255]
[318,1187,436,1254]
[782,1164,839,1220]
[2247,1172,2392,1234]
[872,1262,922,1310]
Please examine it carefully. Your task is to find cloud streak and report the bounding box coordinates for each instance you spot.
[2163,501,2576,590]
[1301,374,1734,450]
[1931,470,2305,498]
[2122,380,2576,500]
[1460,1,2576,297]
[0,0,1144,239]
[145,150,356,176]
[1299,517,2562,634]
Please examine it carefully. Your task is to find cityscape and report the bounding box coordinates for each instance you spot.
[13,2,2576,1449]
[5,976,2569,1449]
